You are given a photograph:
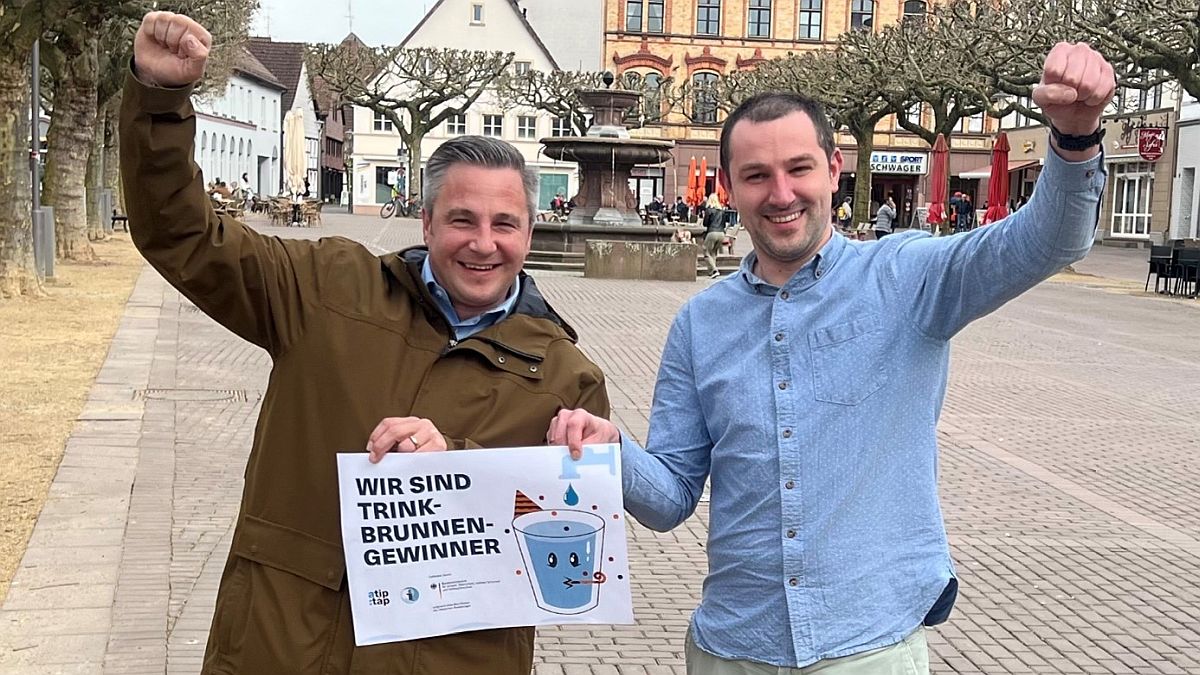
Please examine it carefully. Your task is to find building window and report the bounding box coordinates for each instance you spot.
[692,72,719,125]
[960,112,984,133]
[517,115,537,139]
[647,0,665,32]
[1111,162,1154,237]
[551,116,574,137]
[748,0,772,38]
[697,0,721,35]
[894,103,920,131]
[514,61,532,76]
[483,114,503,137]
[798,0,822,40]
[643,72,664,121]
[851,0,874,29]
[471,3,484,23]
[903,0,926,19]
[626,0,643,31]
[373,111,393,132]
[447,113,467,135]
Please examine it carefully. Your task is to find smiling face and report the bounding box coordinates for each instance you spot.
[421,164,532,320]
[722,111,843,286]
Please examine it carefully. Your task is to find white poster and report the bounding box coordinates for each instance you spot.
[336,444,633,646]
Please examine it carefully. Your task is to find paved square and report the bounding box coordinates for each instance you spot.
[2,211,1198,674]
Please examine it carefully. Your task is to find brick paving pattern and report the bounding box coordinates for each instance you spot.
[2,210,1198,674]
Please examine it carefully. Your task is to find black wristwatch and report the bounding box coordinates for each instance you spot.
[1050,124,1105,152]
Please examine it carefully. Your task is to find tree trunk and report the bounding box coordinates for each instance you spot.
[404,131,424,201]
[851,130,875,231]
[43,37,98,261]
[0,48,43,297]
[102,94,122,214]
[85,96,105,241]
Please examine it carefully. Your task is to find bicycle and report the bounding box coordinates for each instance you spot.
[380,194,420,219]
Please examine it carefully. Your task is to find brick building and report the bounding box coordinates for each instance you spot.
[608,0,998,227]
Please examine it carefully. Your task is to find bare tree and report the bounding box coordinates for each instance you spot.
[1070,0,1200,98]
[494,70,604,135]
[308,42,513,199]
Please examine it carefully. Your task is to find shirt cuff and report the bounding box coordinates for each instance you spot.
[1039,137,1107,196]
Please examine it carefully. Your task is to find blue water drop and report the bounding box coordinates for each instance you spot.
[563,484,580,506]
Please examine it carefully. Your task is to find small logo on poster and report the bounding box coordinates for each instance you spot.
[401,587,420,604]
[367,589,390,606]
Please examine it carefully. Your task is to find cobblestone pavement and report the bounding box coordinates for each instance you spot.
[2,211,1199,674]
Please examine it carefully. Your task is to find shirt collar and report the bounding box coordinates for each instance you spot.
[421,256,521,331]
[736,228,847,295]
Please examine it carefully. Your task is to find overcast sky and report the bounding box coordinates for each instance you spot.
[250,0,429,46]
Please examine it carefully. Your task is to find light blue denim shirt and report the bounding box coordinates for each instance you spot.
[421,256,520,340]
[619,147,1106,668]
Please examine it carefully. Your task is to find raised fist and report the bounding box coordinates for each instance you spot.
[1032,42,1116,137]
[133,11,212,88]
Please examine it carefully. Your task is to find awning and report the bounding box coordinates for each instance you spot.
[957,158,1041,179]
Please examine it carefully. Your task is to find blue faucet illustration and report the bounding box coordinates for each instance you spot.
[559,445,618,479]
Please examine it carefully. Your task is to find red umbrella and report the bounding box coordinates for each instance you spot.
[982,133,1011,225]
[715,166,729,205]
[686,156,700,207]
[925,134,949,228]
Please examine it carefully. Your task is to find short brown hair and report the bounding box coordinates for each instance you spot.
[719,93,837,176]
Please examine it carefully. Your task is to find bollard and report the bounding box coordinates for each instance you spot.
[32,206,55,279]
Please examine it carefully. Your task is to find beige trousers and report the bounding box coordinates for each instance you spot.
[686,628,929,675]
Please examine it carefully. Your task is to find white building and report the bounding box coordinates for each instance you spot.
[192,47,285,197]
[350,0,590,215]
[1171,91,1200,240]
[516,0,604,71]
[247,38,323,197]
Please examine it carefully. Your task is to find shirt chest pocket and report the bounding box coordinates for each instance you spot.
[807,314,890,406]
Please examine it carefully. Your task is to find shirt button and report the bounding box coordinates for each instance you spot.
[1086,170,1096,178]
[777,381,788,390]
[774,332,784,342]
[497,356,506,364]
[784,480,795,490]
[782,428,792,438]
[780,291,790,300]
[787,529,796,538]
[789,578,799,587]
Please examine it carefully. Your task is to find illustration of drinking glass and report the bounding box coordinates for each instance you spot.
[513,510,606,614]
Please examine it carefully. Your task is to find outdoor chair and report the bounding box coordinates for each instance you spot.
[267,200,290,227]
[1175,248,1200,298]
[301,201,323,227]
[1146,245,1176,293]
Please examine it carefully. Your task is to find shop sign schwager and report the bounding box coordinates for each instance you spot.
[869,152,928,174]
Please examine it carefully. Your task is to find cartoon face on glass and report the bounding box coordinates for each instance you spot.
[513,508,606,614]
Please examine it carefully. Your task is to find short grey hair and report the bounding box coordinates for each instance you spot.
[422,135,539,226]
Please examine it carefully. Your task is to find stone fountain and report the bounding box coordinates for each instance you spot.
[533,74,676,254]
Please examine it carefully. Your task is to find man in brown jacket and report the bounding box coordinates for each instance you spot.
[122,12,610,674]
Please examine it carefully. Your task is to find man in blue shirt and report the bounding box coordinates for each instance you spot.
[547,43,1114,673]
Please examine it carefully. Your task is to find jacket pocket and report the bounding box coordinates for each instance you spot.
[808,314,889,405]
[212,515,347,673]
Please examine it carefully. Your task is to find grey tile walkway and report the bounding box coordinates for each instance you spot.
[2,212,1199,674]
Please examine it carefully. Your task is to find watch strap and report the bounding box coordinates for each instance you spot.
[1050,124,1105,151]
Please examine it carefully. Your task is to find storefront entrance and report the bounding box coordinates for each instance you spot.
[871,177,917,230]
